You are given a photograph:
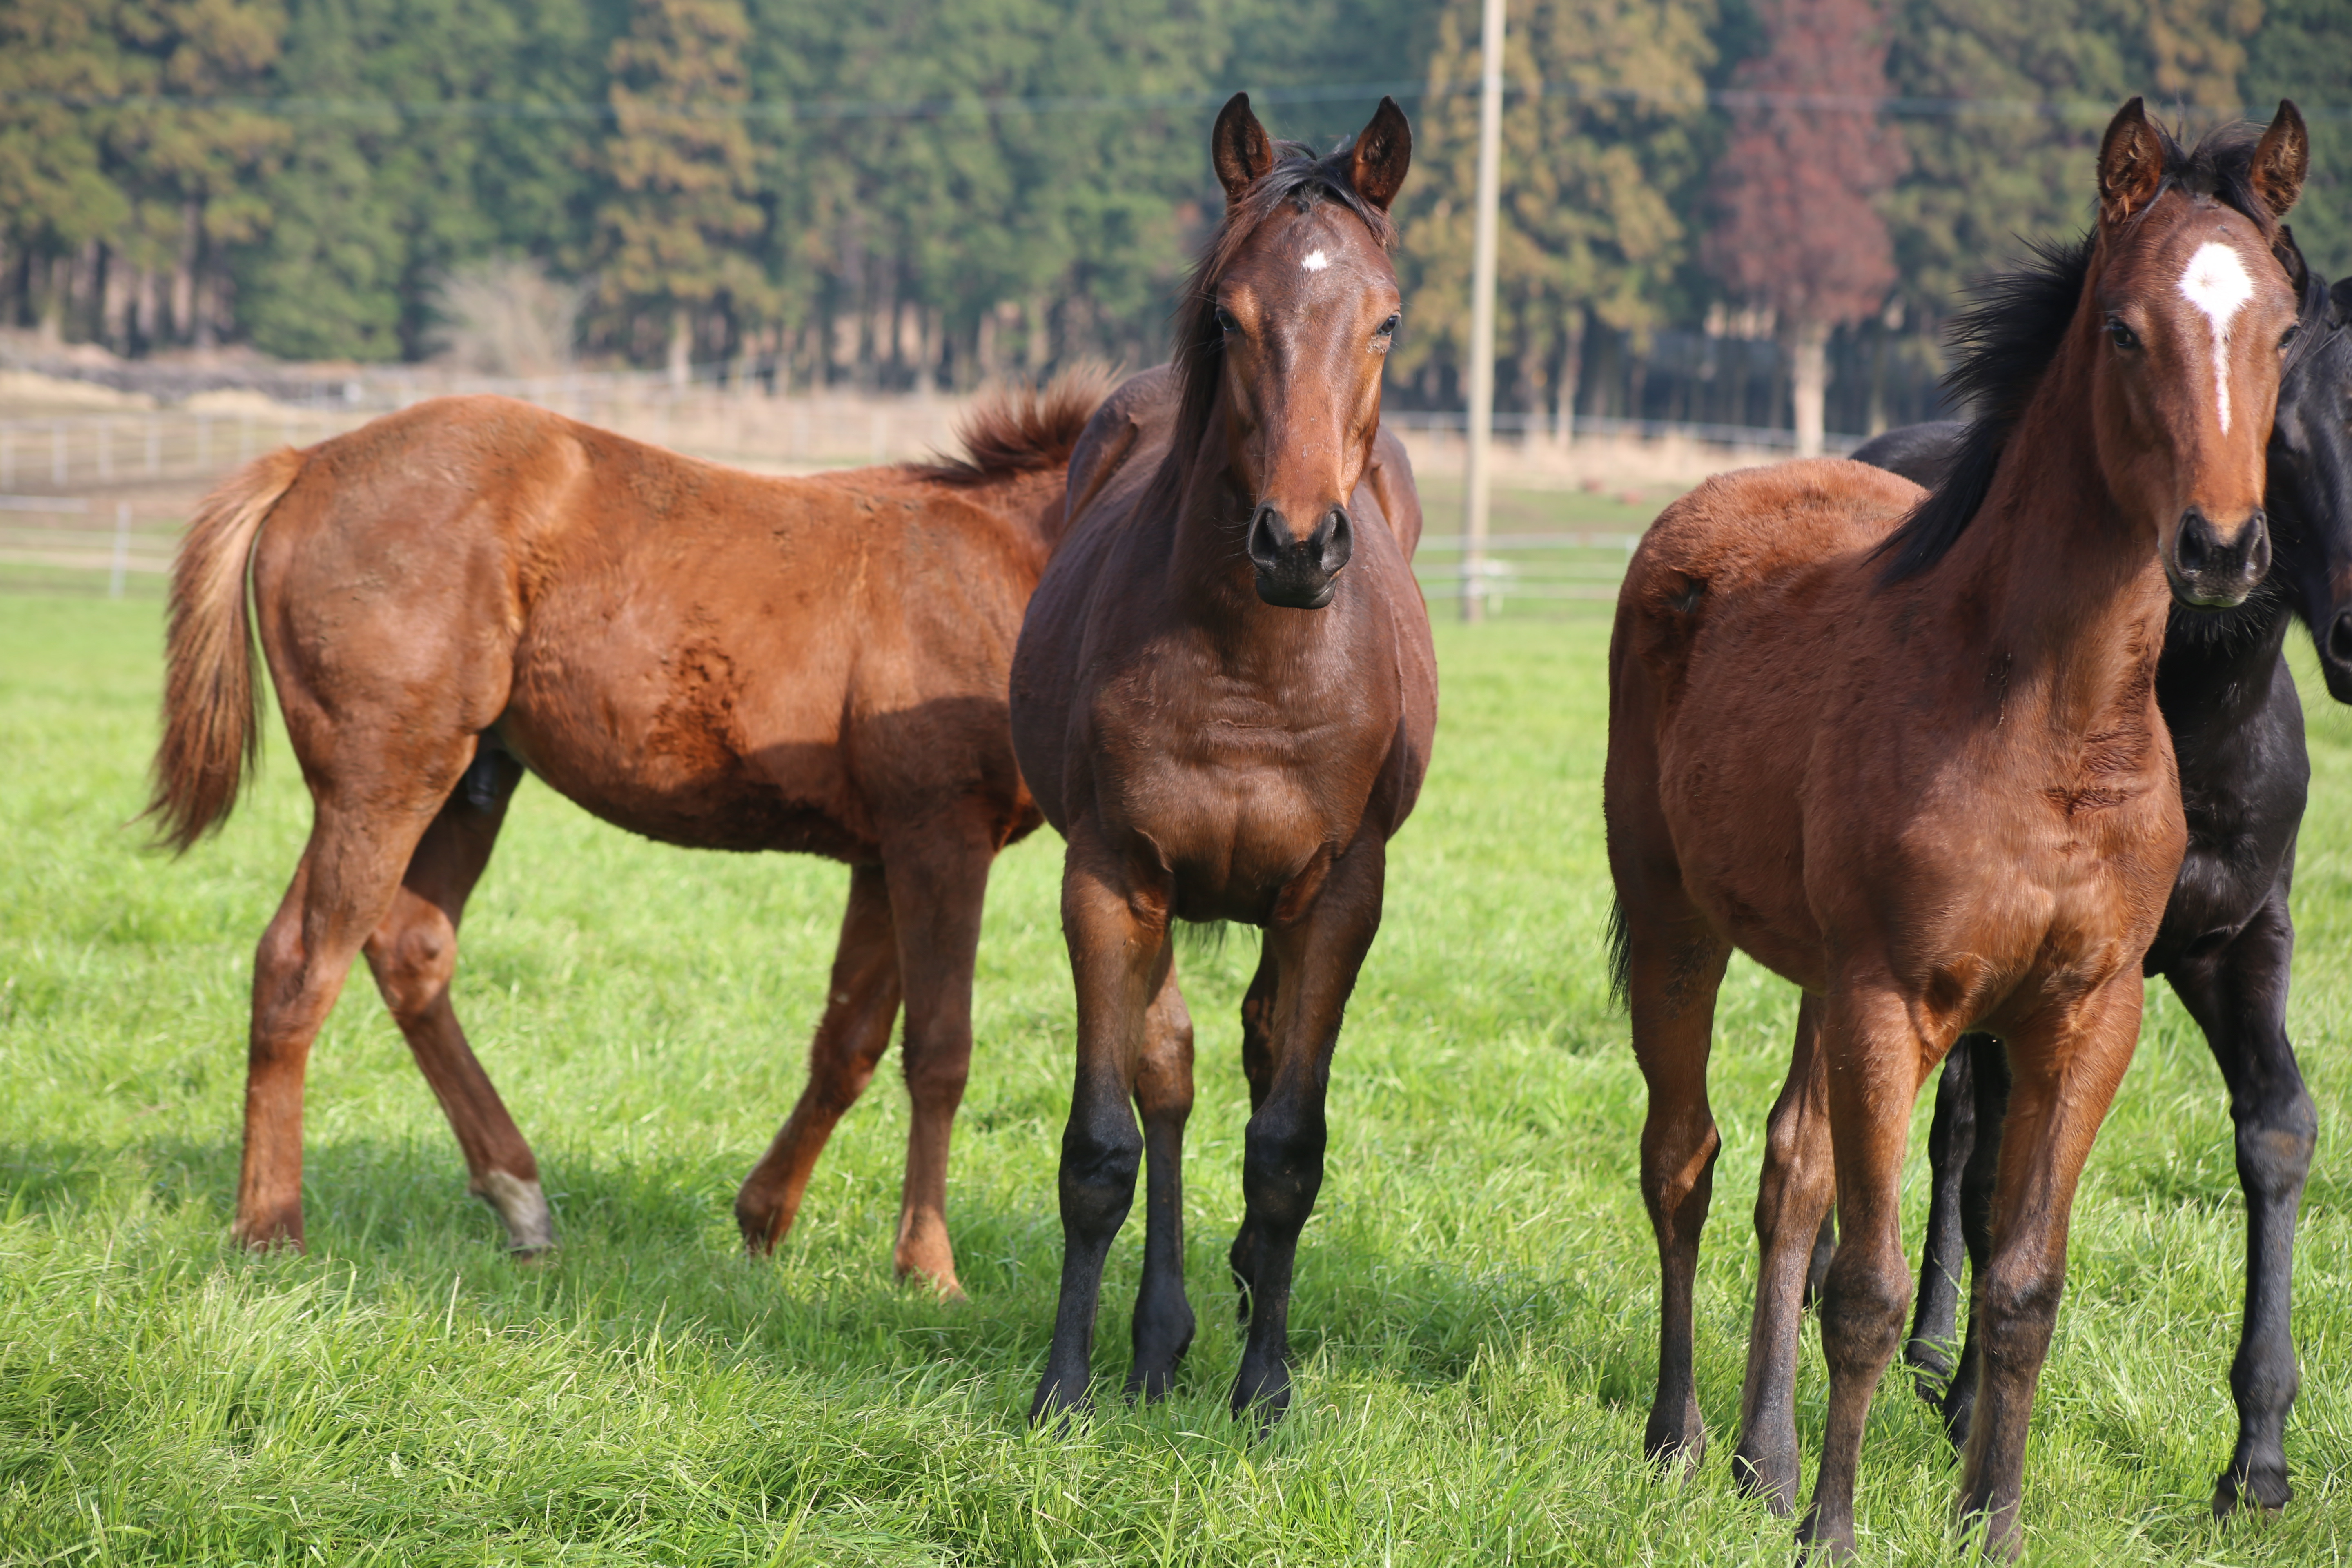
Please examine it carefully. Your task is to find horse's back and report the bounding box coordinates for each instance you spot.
[253,393,1047,858]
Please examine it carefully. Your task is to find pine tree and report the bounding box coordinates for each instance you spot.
[2247,0,2352,275]
[0,0,132,335]
[597,0,767,383]
[1703,0,1906,455]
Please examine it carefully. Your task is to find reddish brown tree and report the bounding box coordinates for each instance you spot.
[1703,0,1907,455]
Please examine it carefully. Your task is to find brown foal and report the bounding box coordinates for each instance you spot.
[1605,100,2306,1556]
[1010,95,1435,1424]
[150,374,1105,1292]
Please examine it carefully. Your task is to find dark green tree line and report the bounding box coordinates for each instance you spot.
[0,0,2338,417]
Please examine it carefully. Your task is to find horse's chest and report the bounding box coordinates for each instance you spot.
[1103,703,1377,922]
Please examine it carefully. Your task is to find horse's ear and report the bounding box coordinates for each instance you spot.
[2097,97,2164,225]
[1348,97,1412,211]
[1212,93,1275,207]
[2250,100,2309,220]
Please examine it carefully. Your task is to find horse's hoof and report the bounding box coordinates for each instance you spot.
[1643,1402,1706,1479]
[1904,1343,1953,1407]
[2213,1464,2291,1517]
[1731,1447,1798,1516]
[477,1171,556,1254]
[896,1265,968,1303]
[1229,1363,1293,1434]
[1029,1376,1093,1430]
[1795,1509,1857,1563]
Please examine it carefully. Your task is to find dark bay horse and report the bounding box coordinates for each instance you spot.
[150,373,1106,1294]
[1848,251,2352,1515]
[1605,100,2307,1556]
[1009,94,1435,1425]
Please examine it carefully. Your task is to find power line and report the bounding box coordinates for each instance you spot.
[1,78,2338,125]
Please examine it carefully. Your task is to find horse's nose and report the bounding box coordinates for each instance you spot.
[2168,506,2270,609]
[1247,503,1352,608]
[2329,608,2352,668]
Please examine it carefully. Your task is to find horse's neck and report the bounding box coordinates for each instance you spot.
[1947,356,2171,734]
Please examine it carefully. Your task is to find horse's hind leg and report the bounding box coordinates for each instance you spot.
[882,810,999,1297]
[236,750,474,1250]
[1733,994,1834,1514]
[1904,1034,1988,1400]
[1935,1039,2008,1448]
[736,865,902,1257]
[1229,940,1278,1322]
[1622,901,1731,1473]
[1128,962,1197,1400]
[2165,889,2312,1517]
[361,744,552,1252]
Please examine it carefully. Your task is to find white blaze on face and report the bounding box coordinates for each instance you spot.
[1301,249,1330,272]
[2177,240,2256,434]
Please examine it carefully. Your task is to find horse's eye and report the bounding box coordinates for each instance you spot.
[1376,313,1401,339]
[2280,323,2301,353]
[2105,317,2140,352]
[1214,305,1240,336]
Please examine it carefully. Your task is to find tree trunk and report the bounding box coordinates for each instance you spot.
[1553,312,1584,447]
[667,305,691,388]
[1791,315,1830,457]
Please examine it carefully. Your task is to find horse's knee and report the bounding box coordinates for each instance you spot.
[1242,1114,1326,1233]
[902,1035,971,1111]
[1819,1252,1910,1367]
[1976,1265,2064,1361]
[1059,1116,1142,1233]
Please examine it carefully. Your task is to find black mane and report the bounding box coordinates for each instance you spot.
[1147,138,1398,515]
[1878,119,2286,585]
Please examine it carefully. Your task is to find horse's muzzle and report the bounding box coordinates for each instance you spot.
[2168,506,2270,609]
[1248,503,1353,609]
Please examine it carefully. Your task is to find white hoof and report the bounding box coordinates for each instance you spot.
[475,1169,557,1253]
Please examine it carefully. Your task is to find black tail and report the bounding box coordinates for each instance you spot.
[1606,898,1632,1010]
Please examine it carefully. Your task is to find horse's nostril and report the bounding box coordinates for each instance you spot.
[1248,505,1285,566]
[1317,507,1353,572]
[2331,611,2352,666]
[2176,512,2212,575]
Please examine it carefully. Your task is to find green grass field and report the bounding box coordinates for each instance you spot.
[3,592,2350,1564]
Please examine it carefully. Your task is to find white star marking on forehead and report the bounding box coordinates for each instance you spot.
[1301,249,1330,272]
[2178,240,2256,434]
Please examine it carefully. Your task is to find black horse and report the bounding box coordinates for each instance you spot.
[1849,253,2352,1517]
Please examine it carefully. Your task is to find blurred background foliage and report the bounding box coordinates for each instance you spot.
[0,0,2343,432]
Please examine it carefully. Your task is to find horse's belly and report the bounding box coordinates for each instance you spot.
[493,706,873,859]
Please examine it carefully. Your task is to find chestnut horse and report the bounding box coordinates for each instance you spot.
[1010,94,1434,1425]
[1605,100,2305,1556]
[149,374,1105,1294]
[1850,241,2352,1515]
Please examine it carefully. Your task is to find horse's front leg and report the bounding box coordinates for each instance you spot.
[1031,827,1170,1424]
[1953,975,2143,1559]
[1800,984,1937,1563]
[1127,961,1198,1401]
[1229,835,1387,1429]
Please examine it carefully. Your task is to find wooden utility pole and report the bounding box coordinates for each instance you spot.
[1460,0,1506,622]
